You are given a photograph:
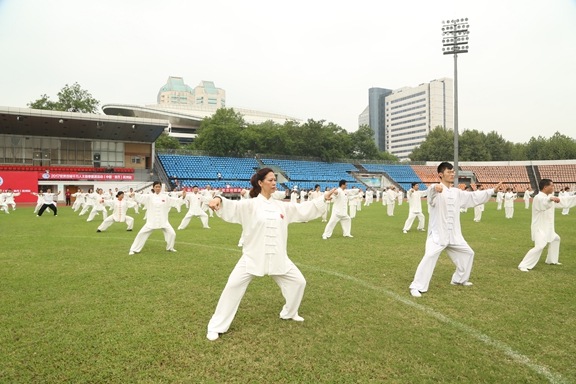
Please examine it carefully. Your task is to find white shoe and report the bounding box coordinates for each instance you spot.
[344,235,354,238]
[167,249,177,252]
[451,281,473,286]
[204,226,210,229]
[129,251,135,255]
[403,230,407,234]
[410,289,422,298]
[519,267,529,272]
[238,243,243,247]
[546,262,562,265]
[207,332,219,341]
[418,228,425,231]
[291,315,305,322]
[322,236,328,240]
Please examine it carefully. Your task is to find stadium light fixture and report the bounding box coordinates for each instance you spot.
[442,18,470,185]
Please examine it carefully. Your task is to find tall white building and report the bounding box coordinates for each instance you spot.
[359,78,453,160]
[157,77,226,108]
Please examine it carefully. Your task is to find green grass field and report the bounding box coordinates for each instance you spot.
[1,199,575,383]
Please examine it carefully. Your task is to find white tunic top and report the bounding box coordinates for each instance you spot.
[530,192,576,242]
[406,189,427,213]
[133,193,181,229]
[427,184,495,246]
[216,194,327,276]
[332,187,358,215]
[504,192,517,208]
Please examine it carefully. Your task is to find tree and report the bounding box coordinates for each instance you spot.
[350,125,382,159]
[541,132,576,160]
[460,129,490,161]
[155,132,181,150]
[192,108,247,156]
[27,82,100,113]
[409,126,454,161]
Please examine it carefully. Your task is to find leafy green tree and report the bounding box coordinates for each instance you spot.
[541,132,576,160]
[525,136,547,160]
[460,129,490,161]
[155,132,181,150]
[350,125,382,159]
[192,108,246,156]
[27,82,100,113]
[409,126,454,161]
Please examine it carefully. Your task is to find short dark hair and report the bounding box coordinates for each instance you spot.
[339,180,347,187]
[411,182,418,188]
[437,162,453,174]
[153,181,162,187]
[539,179,552,190]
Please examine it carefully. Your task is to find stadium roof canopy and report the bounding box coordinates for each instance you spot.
[0,106,169,143]
[102,103,303,130]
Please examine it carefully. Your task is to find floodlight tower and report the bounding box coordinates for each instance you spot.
[442,18,469,186]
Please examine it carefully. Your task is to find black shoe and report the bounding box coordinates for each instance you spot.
[97,229,101,232]
[127,229,132,231]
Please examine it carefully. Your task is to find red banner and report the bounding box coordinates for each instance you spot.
[38,173,134,181]
[0,172,40,203]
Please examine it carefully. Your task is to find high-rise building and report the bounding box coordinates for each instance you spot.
[157,77,226,107]
[359,78,453,159]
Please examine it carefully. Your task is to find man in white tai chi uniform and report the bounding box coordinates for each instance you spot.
[409,162,501,298]
[523,186,534,210]
[321,180,358,239]
[403,183,427,233]
[518,179,576,272]
[178,186,210,230]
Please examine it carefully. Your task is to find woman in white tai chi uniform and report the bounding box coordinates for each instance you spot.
[32,190,45,214]
[97,191,135,232]
[86,189,108,222]
[128,182,183,255]
[3,189,20,211]
[205,168,335,341]
[409,162,501,297]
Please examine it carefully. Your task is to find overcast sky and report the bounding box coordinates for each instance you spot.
[1,0,575,144]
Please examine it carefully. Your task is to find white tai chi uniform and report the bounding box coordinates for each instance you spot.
[524,190,533,210]
[290,191,299,204]
[381,190,387,206]
[0,193,9,214]
[349,190,359,218]
[364,190,373,206]
[518,192,576,270]
[207,194,328,336]
[71,192,84,212]
[32,193,45,214]
[98,198,135,231]
[397,190,404,206]
[409,185,495,293]
[300,190,307,203]
[559,190,574,215]
[473,202,485,222]
[403,188,427,232]
[504,191,517,219]
[386,189,396,216]
[178,192,211,229]
[86,193,108,222]
[4,192,20,210]
[129,192,181,254]
[202,189,215,217]
[322,187,358,238]
[79,193,96,216]
[496,191,504,210]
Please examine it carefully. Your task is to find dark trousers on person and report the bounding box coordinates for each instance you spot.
[66,197,71,206]
[38,204,57,216]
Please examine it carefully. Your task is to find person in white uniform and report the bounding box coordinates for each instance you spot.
[504,188,517,219]
[79,188,95,216]
[473,185,486,222]
[403,183,427,233]
[396,189,404,206]
[321,180,359,239]
[205,168,335,341]
[97,191,135,232]
[518,179,576,271]
[559,187,574,215]
[178,186,211,230]
[31,190,46,214]
[202,185,215,218]
[290,188,299,204]
[71,189,85,212]
[349,186,359,218]
[0,189,9,214]
[409,162,501,298]
[375,189,381,203]
[128,182,182,255]
[386,186,397,216]
[523,186,534,210]
[364,188,373,206]
[3,189,20,210]
[87,189,108,222]
[495,188,504,210]
[381,188,387,206]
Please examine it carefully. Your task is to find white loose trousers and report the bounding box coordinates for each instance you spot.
[98,215,134,231]
[409,237,475,293]
[403,211,425,231]
[207,257,306,334]
[518,232,561,270]
[322,212,352,237]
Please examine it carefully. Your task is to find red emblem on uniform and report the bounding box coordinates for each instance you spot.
[280,214,284,219]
